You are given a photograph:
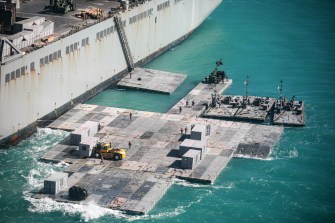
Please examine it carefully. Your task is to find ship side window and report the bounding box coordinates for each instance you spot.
[85,37,89,45]
[74,42,78,50]
[11,71,15,80]
[58,50,61,58]
[30,62,35,71]
[82,39,86,47]
[96,33,99,40]
[21,67,25,76]
[53,52,57,60]
[5,73,10,83]
[66,46,69,54]
[49,54,53,62]
[40,58,44,66]
[104,29,107,36]
[99,31,104,38]
[107,28,110,35]
[45,56,49,64]
[110,26,114,33]
[158,1,170,11]
[16,69,20,78]
[70,44,74,52]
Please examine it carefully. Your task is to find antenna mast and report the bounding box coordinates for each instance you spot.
[244,76,249,99]
[279,80,283,99]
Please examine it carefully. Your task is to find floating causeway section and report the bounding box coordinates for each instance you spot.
[202,95,304,126]
[274,111,304,126]
[35,79,285,214]
[273,100,305,126]
[41,106,283,214]
[117,68,186,94]
[202,95,276,121]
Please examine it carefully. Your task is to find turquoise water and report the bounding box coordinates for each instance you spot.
[1,0,335,222]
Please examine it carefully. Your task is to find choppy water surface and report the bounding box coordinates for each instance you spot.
[1,1,335,222]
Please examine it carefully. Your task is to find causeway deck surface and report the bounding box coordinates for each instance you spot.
[117,68,186,94]
[43,101,283,214]
[167,80,233,116]
[37,79,285,214]
[273,110,305,126]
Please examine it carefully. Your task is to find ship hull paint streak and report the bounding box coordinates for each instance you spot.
[0,0,222,147]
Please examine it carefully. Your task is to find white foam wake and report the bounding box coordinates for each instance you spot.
[271,147,299,160]
[233,154,274,161]
[24,176,222,222]
[173,178,235,190]
[24,193,125,222]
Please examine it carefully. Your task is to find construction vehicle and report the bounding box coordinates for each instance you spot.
[45,0,76,14]
[69,186,88,201]
[92,142,126,160]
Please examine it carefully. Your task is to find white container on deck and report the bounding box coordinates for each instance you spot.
[179,139,206,159]
[181,149,201,169]
[79,136,99,157]
[70,121,99,145]
[190,124,206,141]
[44,172,68,195]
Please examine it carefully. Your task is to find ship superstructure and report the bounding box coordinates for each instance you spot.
[0,0,222,146]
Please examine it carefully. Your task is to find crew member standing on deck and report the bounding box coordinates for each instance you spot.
[100,151,104,165]
[129,112,132,121]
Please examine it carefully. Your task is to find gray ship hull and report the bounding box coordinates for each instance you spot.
[0,0,223,147]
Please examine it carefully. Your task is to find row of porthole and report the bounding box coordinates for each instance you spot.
[129,8,154,25]
[96,26,115,40]
[4,36,91,84]
[4,63,34,84]
[66,42,80,55]
[157,1,170,11]
[40,50,62,67]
